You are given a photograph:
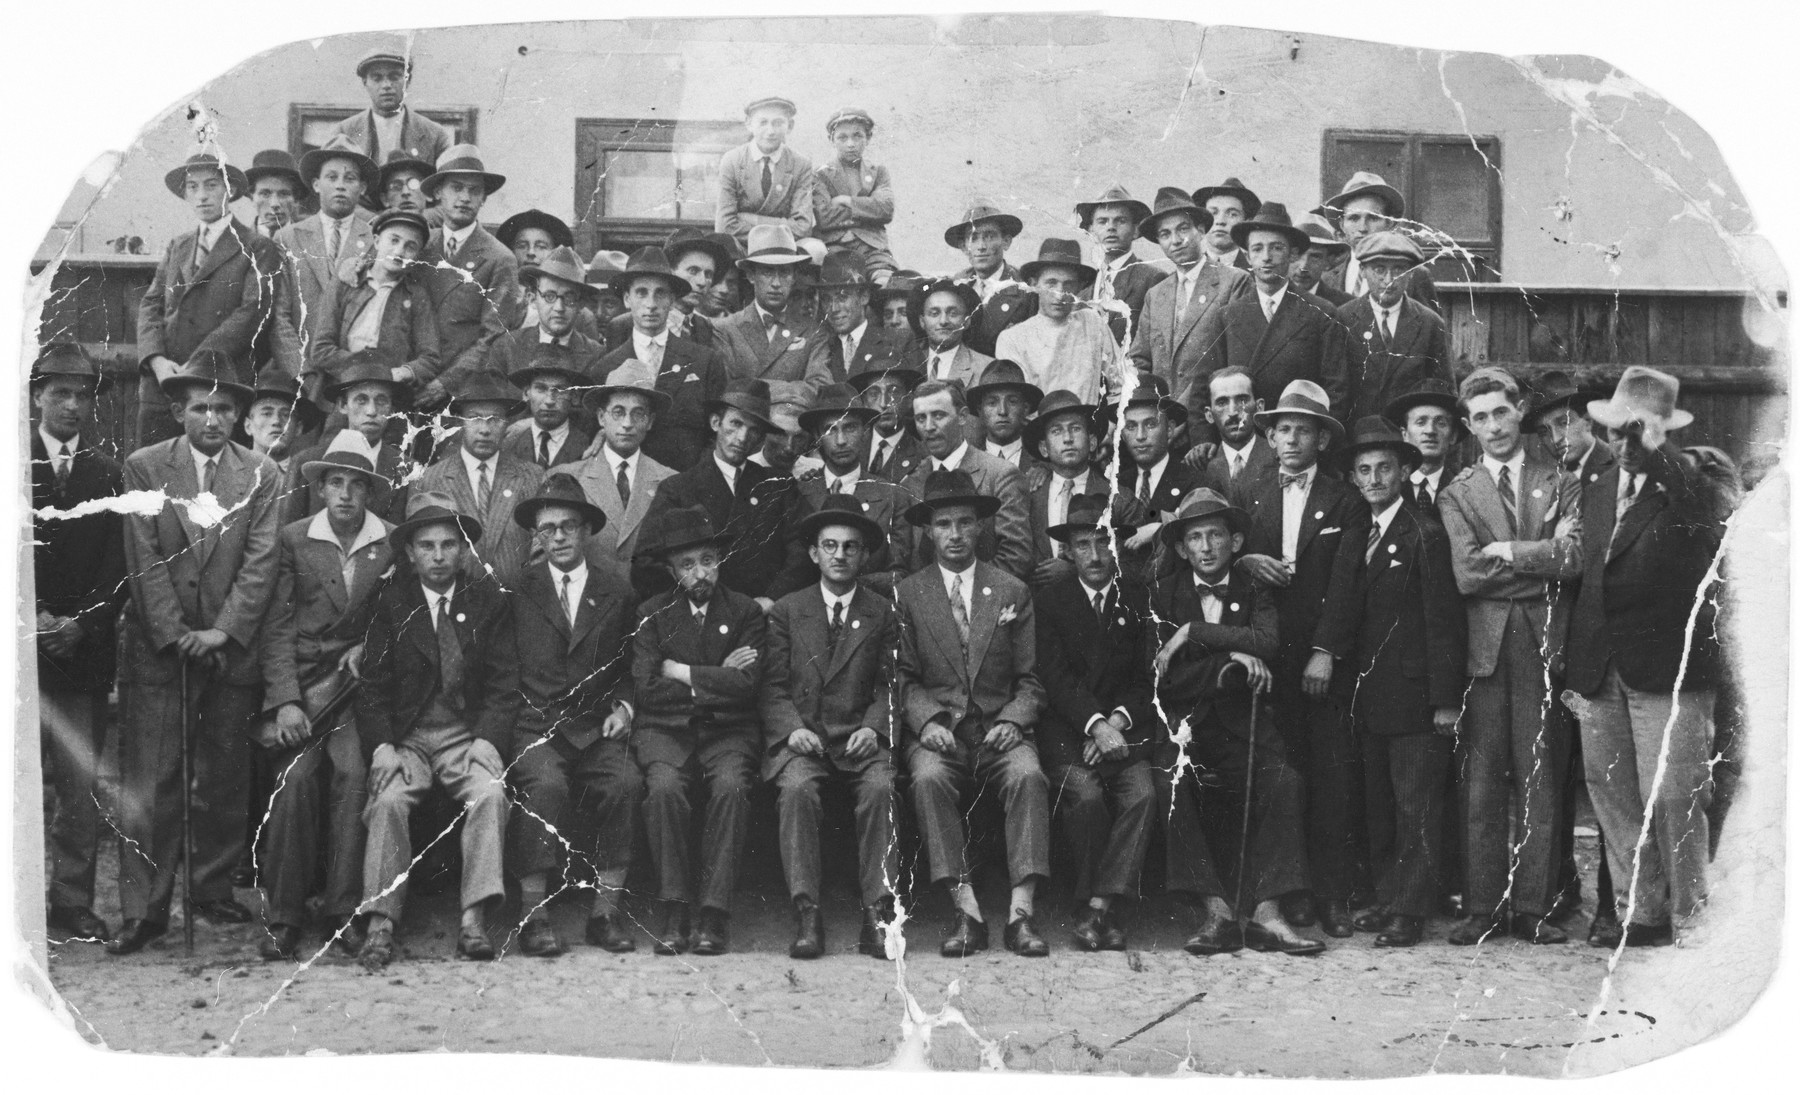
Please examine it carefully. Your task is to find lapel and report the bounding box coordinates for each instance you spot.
[620,459,666,543]
[1293,471,1336,561]
[1517,455,1562,540]
[826,587,879,682]
[193,221,245,286]
[570,578,616,650]
[439,456,480,521]
[1170,264,1210,351]
[523,566,572,640]
[1251,289,1301,368]
[302,537,351,613]
[164,440,205,550]
[918,571,972,685]
[339,280,375,330]
[1391,298,1427,356]
[344,537,392,612]
[403,582,440,666]
[586,455,627,528]
[168,233,199,307]
[1362,505,1411,593]
[1610,478,1660,561]
[1463,460,1514,544]
[962,565,1002,679]
[486,457,528,527]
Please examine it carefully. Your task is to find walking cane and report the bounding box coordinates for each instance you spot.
[179,655,195,955]
[1232,671,1261,931]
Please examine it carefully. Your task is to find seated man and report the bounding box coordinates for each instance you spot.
[1151,488,1321,957]
[761,497,903,960]
[995,239,1113,404]
[631,507,767,956]
[811,107,897,278]
[899,379,1035,582]
[788,383,912,596]
[895,470,1051,958]
[356,492,519,968]
[505,476,641,957]
[711,225,834,394]
[715,95,815,247]
[1034,494,1155,951]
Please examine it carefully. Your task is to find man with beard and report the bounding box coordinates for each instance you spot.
[711,225,834,396]
[277,136,377,346]
[902,279,991,389]
[848,361,925,484]
[414,145,527,409]
[899,379,1035,582]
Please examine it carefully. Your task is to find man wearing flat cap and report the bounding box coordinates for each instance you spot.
[277,136,377,346]
[415,373,546,589]
[716,96,815,247]
[1337,231,1454,427]
[325,47,453,168]
[306,208,440,405]
[711,225,835,397]
[1076,184,1169,339]
[1319,171,1441,314]
[946,200,1038,357]
[813,108,897,280]
[414,145,527,408]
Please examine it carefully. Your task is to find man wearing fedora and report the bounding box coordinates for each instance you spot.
[996,240,1116,405]
[243,370,318,485]
[716,96,816,246]
[901,278,992,389]
[1194,366,1279,497]
[968,359,1046,475]
[1075,185,1169,338]
[1034,493,1156,951]
[355,491,519,967]
[1337,231,1454,427]
[276,136,377,345]
[1193,203,1350,437]
[325,47,454,168]
[595,246,730,474]
[712,225,834,396]
[483,246,606,391]
[604,232,739,351]
[1565,368,1730,947]
[1109,374,1206,585]
[1289,213,1352,308]
[945,200,1037,357]
[787,384,913,597]
[895,469,1052,957]
[1192,176,1261,270]
[415,145,526,409]
[761,497,903,959]
[813,107,897,279]
[497,209,575,275]
[631,506,768,955]
[1126,187,1252,432]
[1319,171,1440,314]
[500,350,597,471]
[307,208,440,402]
[900,378,1036,583]
[505,475,643,957]
[415,373,545,590]
[568,361,679,588]
[246,149,305,239]
[283,354,415,526]
[818,251,908,380]
[32,345,126,944]
[1022,389,1107,584]
[1229,379,1370,938]
[254,449,395,960]
[1384,378,1467,516]
[849,360,926,484]
[108,357,283,955]
[1338,417,1466,948]
[1437,367,1584,945]
[749,381,817,478]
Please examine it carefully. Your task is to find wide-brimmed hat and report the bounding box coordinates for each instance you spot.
[163,152,248,201]
[871,269,926,307]
[421,144,505,196]
[797,493,886,547]
[322,350,410,405]
[944,200,1023,249]
[354,47,410,78]
[518,245,597,299]
[1339,415,1422,470]
[514,472,607,533]
[250,369,324,427]
[1352,230,1425,267]
[244,149,305,194]
[1521,370,1606,430]
[1296,213,1350,256]
[1324,171,1405,219]
[846,361,924,393]
[744,95,797,117]
[1585,366,1694,432]
[1252,379,1345,443]
[1022,388,1099,450]
[1048,492,1135,542]
[583,359,673,415]
[816,250,874,290]
[1097,373,1186,426]
[642,505,731,559]
[1018,238,1097,288]
[376,149,435,194]
[159,349,255,405]
[904,468,1003,526]
[369,208,430,243]
[299,135,378,187]
[798,382,883,434]
[1075,184,1152,230]
[765,381,812,436]
[300,448,391,494]
[797,237,830,268]
[1162,487,1251,545]
[967,359,1045,410]
[906,277,981,334]
[447,372,525,416]
[663,228,736,278]
[1191,177,1263,220]
[706,378,782,433]
[602,246,692,298]
[1230,201,1311,253]
[1383,378,1462,431]
[824,106,875,134]
[389,490,482,553]
[30,342,111,392]
[495,208,575,251]
[584,250,630,287]
[1137,186,1212,241]
[507,346,602,391]
[737,224,810,269]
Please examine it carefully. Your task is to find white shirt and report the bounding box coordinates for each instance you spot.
[820,582,854,623]
[531,421,571,464]
[932,440,971,473]
[1174,260,1204,312]
[1193,570,1228,625]
[306,508,387,590]
[606,447,639,491]
[345,279,394,351]
[1257,282,1289,322]
[193,216,230,253]
[924,344,956,381]
[550,559,589,620]
[822,467,861,494]
[1097,252,1132,299]
[632,328,669,372]
[986,438,1023,467]
[423,582,456,629]
[754,302,786,334]
[40,428,78,475]
[190,444,224,493]
[1344,253,1365,297]
[1137,452,1171,501]
[372,109,405,157]
[714,454,741,494]
[972,270,1005,302]
[1220,437,1255,478]
[319,211,356,258]
[1411,465,1445,500]
[443,222,477,258]
[537,327,573,346]
[460,447,497,501]
[1482,450,1528,515]
[842,321,868,364]
[939,563,977,618]
[1047,469,1091,529]
[1373,299,1402,340]
[1280,463,1317,563]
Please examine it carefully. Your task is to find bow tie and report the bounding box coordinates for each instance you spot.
[1196,581,1229,599]
[1280,472,1309,491]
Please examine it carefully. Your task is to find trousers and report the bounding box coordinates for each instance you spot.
[260,711,367,926]
[1048,759,1154,900]
[42,687,106,910]
[508,731,642,878]
[361,725,508,920]
[904,737,1051,888]
[773,749,899,906]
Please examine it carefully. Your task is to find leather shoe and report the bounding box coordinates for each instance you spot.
[1099,910,1127,952]
[653,903,691,956]
[259,923,302,961]
[1352,906,1391,934]
[519,916,564,957]
[585,912,636,952]
[1244,917,1326,956]
[1279,892,1317,928]
[940,912,989,957]
[359,925,396,970]
[1318,898,1355,938]
[47,905,110,942]
[1624,921,1673,948]
[192,898,254,925]
[1375,914,1425,948]
[1183,907,1243,956]
[789,903,824,959]
[230,861,257,888]
[1586,914,1623,949]
[1072,909,1107,952]
[858,903,893,958]
[457,922,496,960]
[105,918,166,956]
[1004,914,1049,957]
[1447,913,1505,946]
[322,915,365,958]
[691,907,730,956]
[1512,913,1568,945]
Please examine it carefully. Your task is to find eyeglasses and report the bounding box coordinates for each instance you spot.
[605,406,653,424]
[537,289,582,308]
[535,519,586,538]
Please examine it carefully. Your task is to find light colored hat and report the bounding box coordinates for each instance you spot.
[738,224,810,268]
[1585,367,1693,431]
[1252,379,1345,443]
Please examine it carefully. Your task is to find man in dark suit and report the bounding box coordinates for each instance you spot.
[324,48,454,168]
[1109,375,1205,584]
[254,450,394,961]
[901,279,993,390]
[505,477,641,957]
[414,374,545,590]
[1021,389,1107,586]
[1230,380,1370,937]
[1566,369,1730,947]
[32,345,126,944]
[818,251,910,379]
[1339,418,1466,948]
[355,492,519,968]
[488,246,607,401]
[1319,172,1442,314]
[1191,366,1278,494]
[1383,379,1467,517]
[1192,203,1350,435]
[1337,232,1455,426]
[501,348,599,471]
[1290,213,1352,307]
[108,356,284,955]
[761,498,902,959]
[848,362,926,483]
[1192,176,1260,270]
[788,384,912,596]
[896,471,1052,957]
[899,379,1035,582]
[1438,367,1584,946]
[569,362,680,588]
[603,232,738,352]
[1034,494,1155,950]
[282,354,413,526]
[711,225,835,395]
[945,201,1037,356]
[968,359,1046,474]
[1075,185,1169,340]
[630,507,767,955]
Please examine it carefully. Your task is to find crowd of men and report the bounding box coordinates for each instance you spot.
[33,48,1738,969]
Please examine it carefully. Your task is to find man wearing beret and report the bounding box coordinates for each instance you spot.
[716,96,816,247]
[325,47,453,167]
[812,108,896,280]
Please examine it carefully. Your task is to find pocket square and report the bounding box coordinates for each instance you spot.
[997,604,1019,625]
[1389,559,1403,568]
[1319,527,1342,535]
[683,373,701,383]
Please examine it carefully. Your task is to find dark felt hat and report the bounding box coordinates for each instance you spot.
[944,200,1023,249]
[447,372,525,416]
[1191,176,1263,220]
[389,489,481,553]
[1382,378,1462,430]
[514,472,607,533]
[1161,486,1251,545]
[798,382,883,434]
[1018,238,1097,288]
[845,361,924,393]
[322,350,409,405]
[817,250,875,290]
[31,342,110,392]
[602,246,692,298]
[300,135,378,186]
[163,152,248,201]
[1075,184,1151,230]
[905,277,981,335]
[1096,373,1186,426]
[903,468,1003,526]
[706,378,781,433]
[1022,388,1099,450]
[1522,369,1605,429]
[664,228,736,277]
[1048,491,1135,542]
[159,350,255,406]
[252,368,325,427]
[642,504,732,558]
[507,346,602,391]
[966,358,1045,410]
[797,492,886,548]
[1230,201,1311,253]
[376,149,435,194]
[871,268,926,307]
[244,149,305,194]
[1138,186,1213,241]
[495,208,575,251]
[1340,415,1423,469]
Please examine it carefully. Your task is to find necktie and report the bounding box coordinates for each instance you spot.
[843,335,857,367]
[329,220,343,263]
[1496,464,1517,534]
[927,351,944,380]
[1383,309,1396,341]
[1056,476,1075,524]
[436,595,465,710]
[1281,472,1306,491]
[1091,588,1106,620]
[644,340,664,372]
[562,573,577,623]
[870,439,890,477]
[828,601,846,652]
[1176,273,1195,323]
[1137,468,1153,507]
[1230,451,1245,482]
[201,457,216,495]
[538,431,553,467]
[193,229,211,275]
[1415,478,1433,511]
[1261,294,1277,322]
[476,461,492,512]
[828,477,843,495]
[55,443,72,488]
[948,573,971,656]
[1365,524,1382,564]
[760,155,773,198]
[616,460,632,508]
[1621,474,1640,510]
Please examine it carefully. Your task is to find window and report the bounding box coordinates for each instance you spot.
[286,104,478,159]
[1322,129,1502,279]
[574,118,745,253]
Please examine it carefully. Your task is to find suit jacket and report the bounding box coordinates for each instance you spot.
[274,211,375,340]
[640,456,804,600]
[1337,295,1455,427]
[1197,433,1279,498]
[607,309,718,354]
[421,225,528,392]
[895,562,1044,743]
[1345,504,1466,729]
[716,143,816,244]
[1115,456,1205,584]
[566,448,676,587]
[32,432,127,692]
[1322,255,1441,316]
[307,269,440,384]
[1033,575,1154,769]
[1126,258,1253,415]
[961,279,1037,358]
[259,513,396,710]
[899,340,991,390]
[1086,253,1170,343]
[487,325,606,384]
[138,219,286,378]
[812,160,894,255]
[501,420,593,471]
[119,438,283,686]
[630,585,766,766]
[1028,468,1112,564]
[1232,466,1369,661]
[1566,442,1727,695]
[1307,280,1353,308]
[711,304,834,395]
[788,473,913,597]
[324,106,453,168]
[415,452,547,589]
[512,561,639,749]
[864,426,926,484]
[1438,451,1584,678]
[596,337,729,473]
[830,323,910,381]
[355,574,519,760]
[1193,286,1350,441]
[1149,569,1279,741]
[281,433,410,527]
[899,446,1036,582]
[761,583,897,778]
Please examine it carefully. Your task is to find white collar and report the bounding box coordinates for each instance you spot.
[531,420,571,444]
[606,446,638,474]
[421,581,457,613]
[754,302,784,327]
[844,320,868,348]
[1412,465,1445,486]
[1077,577,1115,602]
[1258,282,1289,311]
[195,217,229,248]
[1482,449,1526,482]
[1142,451,1170,491]
[939,562,976,596]
[190,442,225,485]
[633,327,668,350]
[988,438,1022,461]
[1372,496,1405,538]
[820,582,855,614]
[1105,251,1133,274]
[444,221,477,251]
[1282,463,1317,487]
[538,327,573,345]
[714,453,742,486]
[306,507,387,555]
[1052,467,1090,488]
[1221,436,1255,461]
[823,466,861,491]
[550,558,588,586]
[459,446,495,481]
[935,440,970,471]
[39,427,78,458]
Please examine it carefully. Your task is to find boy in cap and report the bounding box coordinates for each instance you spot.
[631,507,768,955]
[414,373,546,589]
[946,200,1037,356]
[785,384,913,596]
[812,108,897,279]
[415,145,527,407]
[1337,231,1454,426]
[308,208,440,400]
[1075,185,1168,337]
[325,47,453,167]
[1023,390,1107,584]
[711,225,835,395]
[1319,171,1440,314]
[277,136,377,343]
[716,96,815,247]
[995,240,1115,405]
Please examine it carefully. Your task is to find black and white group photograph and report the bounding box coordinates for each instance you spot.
[6,2,1792,1084]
